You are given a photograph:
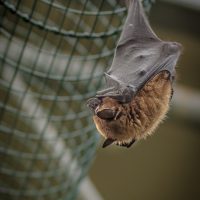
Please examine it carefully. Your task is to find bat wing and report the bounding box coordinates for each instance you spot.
[96,0,181,103]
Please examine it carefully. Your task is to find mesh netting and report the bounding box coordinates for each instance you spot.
[0,0,154,199]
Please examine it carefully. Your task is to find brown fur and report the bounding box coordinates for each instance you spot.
[93,71,172,145]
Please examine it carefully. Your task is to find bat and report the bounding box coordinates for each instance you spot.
[87,0,181,148]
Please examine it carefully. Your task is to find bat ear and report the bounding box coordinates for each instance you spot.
[96,108,115,120]
[102,138,116,148]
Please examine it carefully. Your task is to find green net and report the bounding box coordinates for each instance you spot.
[0,0,154,199]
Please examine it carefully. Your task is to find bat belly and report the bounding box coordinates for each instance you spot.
[93,71,172,147]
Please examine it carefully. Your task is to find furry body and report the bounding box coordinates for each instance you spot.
[93,71,172,147]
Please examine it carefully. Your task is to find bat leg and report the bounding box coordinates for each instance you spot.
[102,138,116,148]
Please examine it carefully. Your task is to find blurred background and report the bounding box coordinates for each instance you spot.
[89,0,200,200]
[0,0,199,200]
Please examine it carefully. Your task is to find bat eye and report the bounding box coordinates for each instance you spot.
[96,108,115,120]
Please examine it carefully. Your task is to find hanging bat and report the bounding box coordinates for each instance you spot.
[87,0,181,148]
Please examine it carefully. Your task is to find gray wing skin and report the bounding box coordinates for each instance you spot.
[96,0,181,103]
